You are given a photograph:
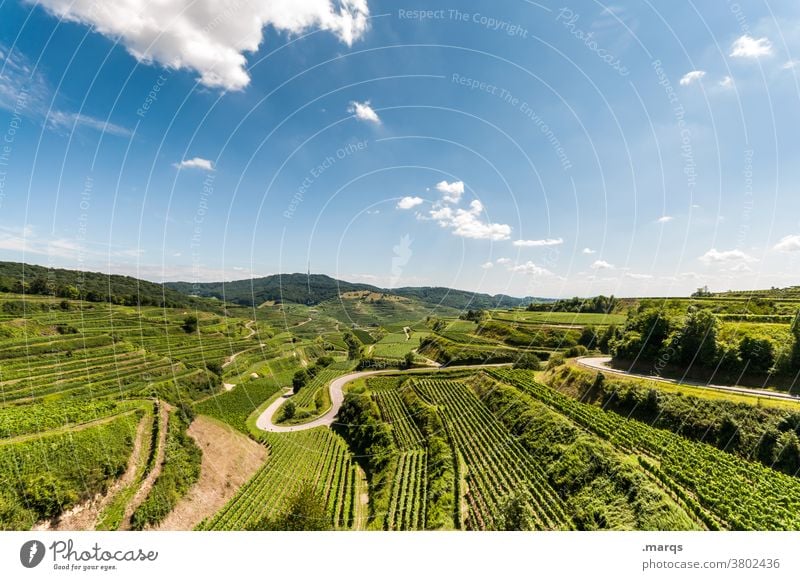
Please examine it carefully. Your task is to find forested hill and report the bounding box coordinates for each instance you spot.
[166,274,536,309]
[0,261,201,308]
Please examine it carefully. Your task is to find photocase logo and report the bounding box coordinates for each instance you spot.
[20,540,45,568]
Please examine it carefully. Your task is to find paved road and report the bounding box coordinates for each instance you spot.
[256,363,510,433]
[577,356,800,403]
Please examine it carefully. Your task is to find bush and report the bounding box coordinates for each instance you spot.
[546,354,566,370]
[513,353,541,370]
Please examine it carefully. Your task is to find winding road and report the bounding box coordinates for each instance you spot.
[577,356,800,403]
[256,363,509,433]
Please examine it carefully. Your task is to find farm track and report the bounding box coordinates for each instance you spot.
[256,363,511,433]
[577,356,800,403]
[119,403,170,530]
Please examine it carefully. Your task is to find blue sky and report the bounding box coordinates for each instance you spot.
[1,0,800,298]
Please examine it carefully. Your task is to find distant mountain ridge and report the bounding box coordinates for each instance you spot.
[165,273,544,310]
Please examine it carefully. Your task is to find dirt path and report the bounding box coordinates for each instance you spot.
[119,403,170,530]
[33,411,152,531]
[403,326,411,340]
[256,362,509,434]
[154,416,267,530]
[577,356,800,403]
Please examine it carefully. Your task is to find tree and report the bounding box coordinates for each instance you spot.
[403,351,415,369]
[282,400,296,421]
[578,326,597,349]
[791,311,800,371]
[513,352,541,370]
[292,369,308,393]
[494,490,535,531]
[738,336,775,373]
[342,332,361,360]
[247,481,331,531]
[181,314,198,334]
[674,308,718,366]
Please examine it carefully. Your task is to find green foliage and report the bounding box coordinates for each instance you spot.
[528,295,618,314]
[0,412,140,529]
[282,400,296,421]
[181,314,198,334]
[247,481,332,531]
[513,352,542,370]
[738,336,775,373]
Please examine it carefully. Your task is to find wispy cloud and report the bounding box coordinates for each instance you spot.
[656,215,674,224]
[513,237,563,247]
[0,45,131,137]
[582,247,596,255]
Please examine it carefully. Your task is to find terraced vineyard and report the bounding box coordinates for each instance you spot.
[489,369,800,530]
[200,428,365,530]
[413,378,573,530]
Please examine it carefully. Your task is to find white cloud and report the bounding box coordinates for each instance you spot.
[427,199,511,241]
[435,180,464,204]
[625,273,653,280]
[513,237,563,247]
[348,100,380,124]
[591,259,614,270]
[480,261,494,269]
[783,60,799,70]
[656,215,674,224]
[174,157,215,171]
[510,261,554,276]
[0,45,131,137]
[48,111,132,137]
[496,257,511,265]
[679,70,706,86]
[774,234,800,253]
[719,76,734,89]
[396,196,423,210]
[730,35,772,58]
[582,247,596,255]
[698,248,757,264]
[30,0,370,91]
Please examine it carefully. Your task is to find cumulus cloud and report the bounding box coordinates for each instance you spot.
[625,273,653,280]
[591,259,614,270]
[174,157,215,171]
[513,238,563,247]
[496,257,511,265]
[679,70,706,86]
[510,261,554,277]
[348,100,380,124]
[730,34,772,58]
[480,261,494,269]
[719,76,734,89]
[698,248,757,264]
[435,180,465,204]
[29,0,371,91]
[396,196,423,210]
[428,199,511,241]
[774,234,800,253]
[582,247,596,255]
[656,215,674,223]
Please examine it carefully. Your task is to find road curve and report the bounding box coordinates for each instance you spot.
[577,356,800,403]
[256,363,510,433]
